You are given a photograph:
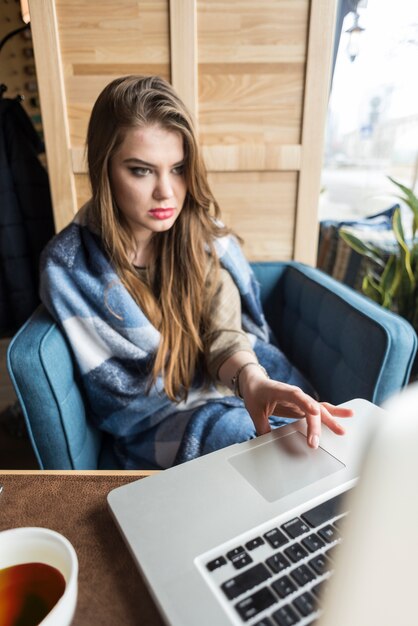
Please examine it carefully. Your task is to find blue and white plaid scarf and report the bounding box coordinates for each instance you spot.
[40,205,313,469]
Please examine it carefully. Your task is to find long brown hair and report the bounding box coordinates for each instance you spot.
[86,75,231,401]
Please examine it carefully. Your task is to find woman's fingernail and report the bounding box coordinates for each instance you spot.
[310,435,319,449]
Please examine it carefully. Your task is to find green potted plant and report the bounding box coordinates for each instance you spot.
[339,177,418,332]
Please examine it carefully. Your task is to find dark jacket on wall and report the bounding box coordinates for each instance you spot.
[0,98,55,338]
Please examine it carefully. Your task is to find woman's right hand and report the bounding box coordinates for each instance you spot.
[239,366,353,448]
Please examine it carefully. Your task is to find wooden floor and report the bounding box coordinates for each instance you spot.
[0,338,38,469]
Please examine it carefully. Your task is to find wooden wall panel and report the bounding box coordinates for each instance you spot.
[29,0,336,263]
[197,0,309,260]
[56,0,170,147]
[198,0,308,147]
[208,172,296,261]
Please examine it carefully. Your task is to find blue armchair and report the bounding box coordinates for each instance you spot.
[7,261,417,469]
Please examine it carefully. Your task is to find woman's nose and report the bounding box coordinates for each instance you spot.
[153,173,173,200]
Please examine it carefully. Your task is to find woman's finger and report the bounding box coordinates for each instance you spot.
[302,406,322,449]
[321,402,354,418]
[279,386,323,448]
[267,383,321,447]
[319,404,347,435]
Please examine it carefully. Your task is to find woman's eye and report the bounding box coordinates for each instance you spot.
[172,165,184,175]
[130,167,151,177]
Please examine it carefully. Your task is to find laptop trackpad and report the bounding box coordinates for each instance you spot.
[228,431,345,503]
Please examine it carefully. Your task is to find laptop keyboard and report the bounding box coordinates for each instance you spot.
[200,492,348,625]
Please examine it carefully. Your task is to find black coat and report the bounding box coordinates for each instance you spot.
[0,98,55,337]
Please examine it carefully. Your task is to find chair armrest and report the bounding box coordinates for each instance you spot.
[251,262,417,405]
[7,306,103,469]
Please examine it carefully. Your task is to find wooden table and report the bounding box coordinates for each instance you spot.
[0,470,165,626]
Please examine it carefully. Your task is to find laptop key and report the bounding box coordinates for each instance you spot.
[318,524,340,543]
[302,533,326,553]
[290,563,316,587]
[254,618,274,626]
[266,552,290,574]
[206,556,227,572]
[246,536,265,551]
[292,591,316,617]
[227,546,246,560]
[301,494,345,528]
[284,542,308,563]
[227,546,253,570]
[232,552,253,570]
[235,586,276,621]
[271,575,297,599]
[281,517,310,539]
[264,528,289,549]
[221,563,272,600]
[272,604,300,626]
[309,554,331,575]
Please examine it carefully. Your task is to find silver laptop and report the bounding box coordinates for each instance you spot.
[108,392,415,626]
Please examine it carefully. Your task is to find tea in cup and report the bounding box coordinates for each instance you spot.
[0,527,78,626]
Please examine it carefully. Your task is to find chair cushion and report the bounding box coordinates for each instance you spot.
[275,263,417,405]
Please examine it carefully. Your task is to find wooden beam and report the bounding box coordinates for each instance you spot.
[293,0,337,264]
[28,0,77,232]
[169,0,198,120]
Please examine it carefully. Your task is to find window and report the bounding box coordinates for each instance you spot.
[320,0,418,221]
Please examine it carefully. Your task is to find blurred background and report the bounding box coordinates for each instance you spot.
[320,0,418,221]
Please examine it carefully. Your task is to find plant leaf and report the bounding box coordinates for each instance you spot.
[380,254,399,302]
[340,230,386,268]
[388,176,418,212]
[392,208,415,286]
[362,274,383,304]
[388,176,418,237]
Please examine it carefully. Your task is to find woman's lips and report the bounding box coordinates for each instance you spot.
[149,208,175,220]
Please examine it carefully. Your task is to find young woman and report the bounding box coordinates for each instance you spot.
[40,75,352,469]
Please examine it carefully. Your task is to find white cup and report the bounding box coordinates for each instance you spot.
[0,526,78,626]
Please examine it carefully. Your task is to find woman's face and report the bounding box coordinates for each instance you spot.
[109,124,187,255]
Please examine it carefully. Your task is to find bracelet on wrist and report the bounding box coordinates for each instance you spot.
[231,362,269,399]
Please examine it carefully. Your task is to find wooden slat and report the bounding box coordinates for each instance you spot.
[293,0,337,264]
[169,0,198,119]
[72,63,169,76]
[28,0,78,232]
[202,144,301,172]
